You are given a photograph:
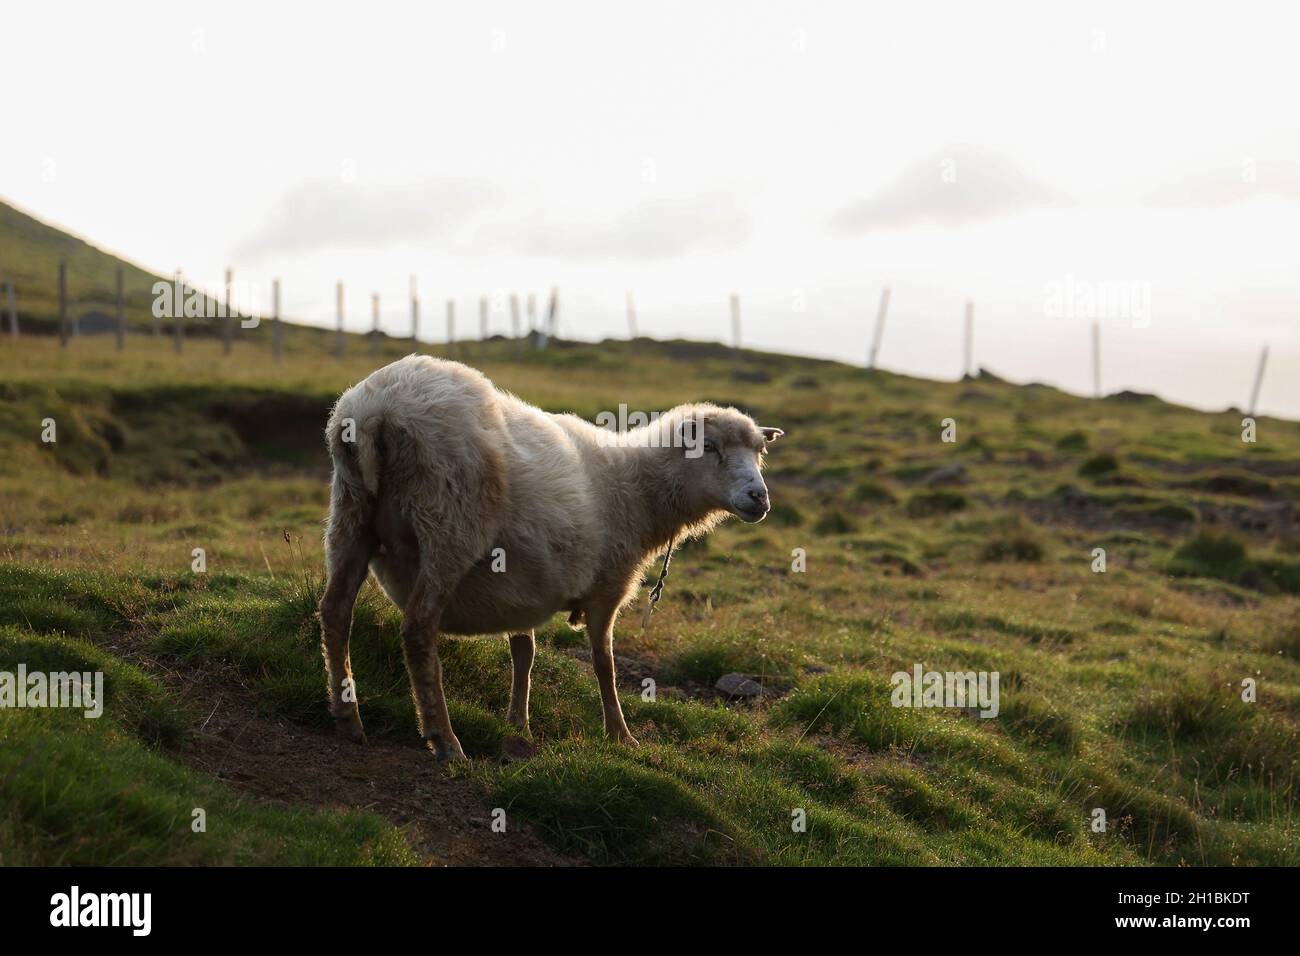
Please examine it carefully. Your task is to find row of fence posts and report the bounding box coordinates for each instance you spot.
[3,262,1274,415]
[5,262,567,362]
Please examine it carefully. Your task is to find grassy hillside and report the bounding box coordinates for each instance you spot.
[0,198,338,348]
[0,200,166,336]
[2,332,1299,866]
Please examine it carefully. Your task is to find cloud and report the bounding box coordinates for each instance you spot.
[234,179,495,261]
[828,146,1057,233]
[497,194,752,260]
[1140,161,1300,207]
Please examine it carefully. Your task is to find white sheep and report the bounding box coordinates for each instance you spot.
[318,354,783,761]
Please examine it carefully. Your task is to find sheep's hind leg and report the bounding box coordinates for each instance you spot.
[507,631,535,732]
[586,606,639,746]
[400,568,466,763]
[318,494,376,745]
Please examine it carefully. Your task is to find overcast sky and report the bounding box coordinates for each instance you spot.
[5,1,1299,416]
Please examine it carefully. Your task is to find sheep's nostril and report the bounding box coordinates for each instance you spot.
[748,489,769,509]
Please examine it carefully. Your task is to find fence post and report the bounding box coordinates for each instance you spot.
[410,275,419,343]
[1248,345,1269,417]
[173,271,184,354]
[730,293,741,350]
[223,267,233,356]
[58,260,68,347]
[963,300,974,378]
[546,287,558,340]
[335,281,345,359]
[527,293,537,344]
[151,271,161,337]
[510,293,522,355]
[626,290,637,339]
[5,278,17,339]
[446,299,455,358]
[1091,321,1101,398]
[115,268,124,350]
[272,278,282,362]
[370,292,380,356]
[867,287,890,369]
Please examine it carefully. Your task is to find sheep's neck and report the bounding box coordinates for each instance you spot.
[622,444,720,556]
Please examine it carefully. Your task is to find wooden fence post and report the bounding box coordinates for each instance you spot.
[5,278,18,339]
[527,293,537,343]
[335,281,345,359]
[1091,321,1101,398]
[58,261,68,347]
[410,275,419,343]
[173,271,184,354]
[272,279,282,362]
[115,268,124,350]
[151,271,161,337]
[223,267,233,355]
[370,292,380,356]
[546,287,558,340]
[963,300,973,378]
[510,293,522,355]
[446,299,456,357]
[1249,345,1269,418]
[867,287,890,369]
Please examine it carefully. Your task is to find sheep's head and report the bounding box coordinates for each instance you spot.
[673,405,784,523]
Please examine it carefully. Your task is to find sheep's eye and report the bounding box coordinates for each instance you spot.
[702,439,718,454]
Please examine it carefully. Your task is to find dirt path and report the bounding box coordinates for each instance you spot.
[111,638,574,866]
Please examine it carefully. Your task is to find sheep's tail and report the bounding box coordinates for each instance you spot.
[328,405,385,496]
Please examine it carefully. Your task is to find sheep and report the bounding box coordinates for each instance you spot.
[317,354,783,762]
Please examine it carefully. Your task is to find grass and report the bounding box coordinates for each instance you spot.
[1,329,1299,866]
[0,622,417,865]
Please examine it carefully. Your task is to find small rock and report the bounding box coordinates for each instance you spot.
[923,464,967,487]
[715,672,764,699]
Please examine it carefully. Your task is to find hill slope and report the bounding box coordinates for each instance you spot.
[2,332,1299,866]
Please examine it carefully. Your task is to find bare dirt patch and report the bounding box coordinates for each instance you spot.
[108,636,574,867]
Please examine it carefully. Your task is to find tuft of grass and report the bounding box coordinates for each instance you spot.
[851,481,897,505]
[1079,452,1119,477]
[1055,430,1090,451]
[905,490,967,517]
[1168,531,1300,595]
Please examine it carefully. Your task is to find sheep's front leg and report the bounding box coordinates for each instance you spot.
[400,572,465,763]
[318,504,374,745]
[586,608,638,746]
[507,631,535,732]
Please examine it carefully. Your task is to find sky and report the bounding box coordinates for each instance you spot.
[4,0,1299,416]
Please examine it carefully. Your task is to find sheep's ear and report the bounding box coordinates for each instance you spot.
[760,426,785,442]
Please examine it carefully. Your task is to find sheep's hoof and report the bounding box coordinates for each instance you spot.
[334,715,367,745]
[425,737,468,765]
[506,710,528,731]
[615,732,641,747]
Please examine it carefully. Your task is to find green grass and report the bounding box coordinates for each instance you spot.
[0,623,416,865]
[2,327,1300,866]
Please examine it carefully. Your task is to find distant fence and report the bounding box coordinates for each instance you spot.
[0,259,1273,412]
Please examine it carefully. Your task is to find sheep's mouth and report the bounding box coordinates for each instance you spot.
[733,503,768,523]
